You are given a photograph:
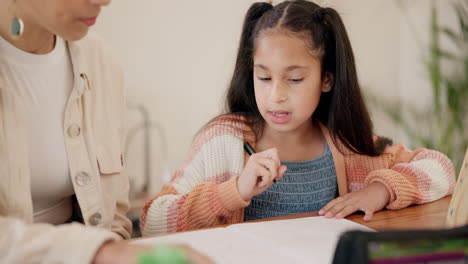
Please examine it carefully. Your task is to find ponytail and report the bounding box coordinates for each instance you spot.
[313,7,391,156]
[227,2,272,115]
[223,2,273,138]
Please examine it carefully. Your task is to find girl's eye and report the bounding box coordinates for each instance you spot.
[290,78,304,83]
[258,77,271,81]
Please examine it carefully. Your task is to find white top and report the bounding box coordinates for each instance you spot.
[0,36,75,224]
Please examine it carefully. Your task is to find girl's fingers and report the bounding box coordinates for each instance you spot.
[256,158,278,180]
[324,200,348,218]
[363,210,374,222]
[259,148,281,166]
[335,204,359,219]
[255,165,271,187]
[319,197,343,216]
[277,165,287,180]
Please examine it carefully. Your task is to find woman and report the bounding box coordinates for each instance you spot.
[1,0,152,263]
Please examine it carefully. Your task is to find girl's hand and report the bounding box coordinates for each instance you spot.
[318,182,391,221]
[237,148,287,201]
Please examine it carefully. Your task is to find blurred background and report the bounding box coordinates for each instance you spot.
[92,0,467,235]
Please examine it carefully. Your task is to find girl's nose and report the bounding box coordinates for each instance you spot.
[270,81,288,103]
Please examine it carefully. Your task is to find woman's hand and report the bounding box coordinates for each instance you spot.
[237,148,287,201]
[318,182,391,221]
[92,241,150,264]
[93,241,214,264]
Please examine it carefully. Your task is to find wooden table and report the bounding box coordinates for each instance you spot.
[132,195,452,242]
[132,196,453,264]
[252,195,452,231]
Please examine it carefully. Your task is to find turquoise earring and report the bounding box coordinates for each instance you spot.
[10,17,24,37]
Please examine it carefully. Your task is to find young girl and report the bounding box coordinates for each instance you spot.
[140,0,456,236]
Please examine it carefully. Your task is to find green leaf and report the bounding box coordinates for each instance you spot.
[439,49,460,61]
[372,2,468,168]
[442,28,464,48]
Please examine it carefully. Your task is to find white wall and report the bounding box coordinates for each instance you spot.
[93,0,459,194]
[95,0,255,194]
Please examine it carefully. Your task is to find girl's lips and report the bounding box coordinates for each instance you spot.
[80,17,97,26]
[267,111,292,124]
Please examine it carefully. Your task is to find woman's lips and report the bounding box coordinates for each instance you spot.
[80,17,97,26]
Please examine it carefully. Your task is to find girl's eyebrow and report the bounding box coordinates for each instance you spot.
[254,64,308,71]
[285,65,308,71]
[254,64,270,71]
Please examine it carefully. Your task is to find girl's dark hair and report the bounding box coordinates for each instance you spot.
[225,0,391,156]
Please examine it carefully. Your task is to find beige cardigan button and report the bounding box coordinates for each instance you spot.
[75,172,91,186]
[89,212,102,226]
[67,124,81,138]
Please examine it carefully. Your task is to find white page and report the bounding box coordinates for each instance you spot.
[227,216,374,263]
[134,228,296,263]
[133,216,374,264]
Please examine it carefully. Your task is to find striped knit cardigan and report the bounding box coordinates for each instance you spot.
[140,115,456,236]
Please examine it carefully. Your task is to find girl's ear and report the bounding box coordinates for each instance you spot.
[321,72,333,93]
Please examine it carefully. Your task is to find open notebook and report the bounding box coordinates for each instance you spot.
[133,217,373,264]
